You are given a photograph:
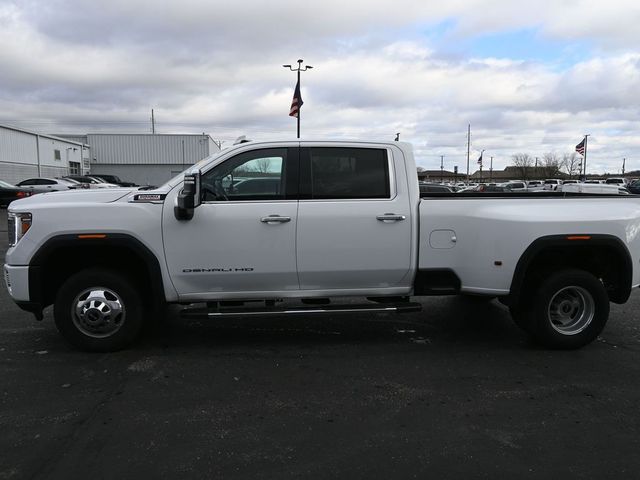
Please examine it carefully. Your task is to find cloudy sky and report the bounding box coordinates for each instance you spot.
[1,0,639,173]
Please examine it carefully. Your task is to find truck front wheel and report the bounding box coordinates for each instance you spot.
[518,269,609,349]
[54,269,145,352]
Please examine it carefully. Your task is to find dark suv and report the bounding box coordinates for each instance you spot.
[90,174,137,187]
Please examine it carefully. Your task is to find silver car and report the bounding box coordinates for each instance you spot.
[15,177,80,194]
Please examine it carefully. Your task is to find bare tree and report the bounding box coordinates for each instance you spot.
[541,152,562,178]
[416,166,425,173]
[561,152,581,179]
[255,158,273,174]
[511,153,533,181]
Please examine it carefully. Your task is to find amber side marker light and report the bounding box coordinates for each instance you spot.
[78,234,107,239]
[567,235,591,241]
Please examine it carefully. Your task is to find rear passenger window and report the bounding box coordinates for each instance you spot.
[309,148,390,199]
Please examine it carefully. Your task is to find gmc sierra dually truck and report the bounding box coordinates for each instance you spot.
[4,140,640,351]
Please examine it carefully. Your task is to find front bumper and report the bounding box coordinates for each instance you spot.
[4,264,30,301]
[4,264,43,320]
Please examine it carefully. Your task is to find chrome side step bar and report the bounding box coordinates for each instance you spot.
[180,302,422,319]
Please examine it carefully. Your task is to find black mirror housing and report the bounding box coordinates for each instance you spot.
[175,172,201,220]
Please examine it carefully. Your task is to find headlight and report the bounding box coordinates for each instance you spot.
[7,212,32,247]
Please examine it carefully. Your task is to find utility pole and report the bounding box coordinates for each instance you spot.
[151,109,156,134]
[489,156,493,183]
[622,158,626,177]
[283,59,313,138]
[466,124,471,184]
[440,155,444,184]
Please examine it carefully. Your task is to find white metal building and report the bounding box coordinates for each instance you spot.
[0,125,88,184]
[59,134,220,186]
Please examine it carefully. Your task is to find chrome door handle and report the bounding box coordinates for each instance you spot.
[261,215,291,224]
[376,213,406,222]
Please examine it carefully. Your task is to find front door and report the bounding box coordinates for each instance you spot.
[163,147,300,298]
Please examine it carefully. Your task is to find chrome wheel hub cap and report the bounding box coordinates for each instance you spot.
[548,286,595,335]
[72,288,126,338]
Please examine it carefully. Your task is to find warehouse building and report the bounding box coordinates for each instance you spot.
[0,124,88,184]
[59,134,220,186]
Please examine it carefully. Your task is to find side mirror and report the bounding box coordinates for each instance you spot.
[175,172,201,220]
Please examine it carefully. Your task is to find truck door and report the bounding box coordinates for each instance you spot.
[162,147,300,298]
[296,145,413,290]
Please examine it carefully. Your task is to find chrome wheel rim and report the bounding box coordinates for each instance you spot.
[547,286,594,335]
[72,287,126,338]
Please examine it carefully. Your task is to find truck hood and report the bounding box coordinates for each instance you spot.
[8,188,135,211]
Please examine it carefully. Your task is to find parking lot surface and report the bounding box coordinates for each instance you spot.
[2,208,640,479]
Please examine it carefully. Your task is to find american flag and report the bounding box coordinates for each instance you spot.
[477,152,483,166]
[575,139,586,156]
[289,79,303,118]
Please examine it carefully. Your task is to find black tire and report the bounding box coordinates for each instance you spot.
[54,269,145,352]
[520,269,609,349]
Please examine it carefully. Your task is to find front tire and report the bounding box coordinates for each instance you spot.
[54,269,145,352]
[518,269,609,349]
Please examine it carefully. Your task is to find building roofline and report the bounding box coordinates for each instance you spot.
[0,124,88,147]
[84,133,213,139]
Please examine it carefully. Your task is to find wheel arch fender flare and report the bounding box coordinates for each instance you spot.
[28,233,167,309]
[509,234,633,304]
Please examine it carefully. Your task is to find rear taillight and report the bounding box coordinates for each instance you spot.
[16,191,30,198]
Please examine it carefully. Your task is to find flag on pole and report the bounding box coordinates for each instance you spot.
[575,138,586,156]
[477,152,483,166]
[289,80,303,118]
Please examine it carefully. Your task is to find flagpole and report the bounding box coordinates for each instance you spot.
[297,67,301,138]
[466,124,470,184]
[283,59,313,139]
[583,134,590,180]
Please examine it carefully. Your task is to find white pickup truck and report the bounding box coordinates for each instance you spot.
[4,140,640,351]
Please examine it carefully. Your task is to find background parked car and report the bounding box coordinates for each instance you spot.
[605,178,629,186]
[456,184,509,193]
[419,183,453,194]
[562,183,630,195]
[543,179,562,191]
[16,177,80,193]
[627,180,640,194]
[63,175,119,189]
[500,181,527,192]
[0,180,32,208]
[90,174,137,187]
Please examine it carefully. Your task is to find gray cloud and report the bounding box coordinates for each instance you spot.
[1,0,639,174]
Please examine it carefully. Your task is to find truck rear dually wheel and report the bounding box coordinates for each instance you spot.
[54,269,144,352]
[518,269,609,349]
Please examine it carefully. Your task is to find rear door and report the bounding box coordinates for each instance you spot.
[296,144,413,291]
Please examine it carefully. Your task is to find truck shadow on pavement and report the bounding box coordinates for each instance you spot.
[140,296,528,351]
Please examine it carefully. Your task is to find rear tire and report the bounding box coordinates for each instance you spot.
[517,269,609,349]
[54,269,145,352]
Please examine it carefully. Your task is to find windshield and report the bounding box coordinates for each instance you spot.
[160,148,230,189]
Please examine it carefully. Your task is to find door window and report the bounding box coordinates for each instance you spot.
[200,148,292,201]
[303,148,390,199]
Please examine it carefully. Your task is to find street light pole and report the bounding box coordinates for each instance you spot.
[283,59,313,139]
[440,155,444,184]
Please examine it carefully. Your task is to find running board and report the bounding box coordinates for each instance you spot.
[180,302,422,319]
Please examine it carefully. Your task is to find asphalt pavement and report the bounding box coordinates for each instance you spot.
[2,208,640,479]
